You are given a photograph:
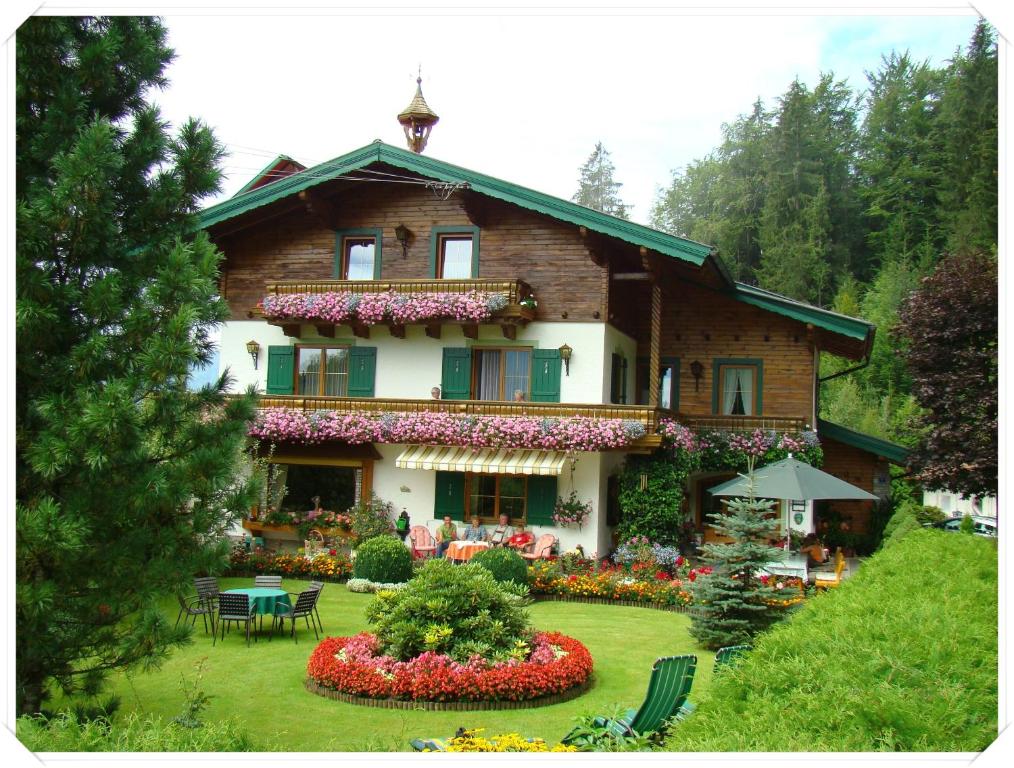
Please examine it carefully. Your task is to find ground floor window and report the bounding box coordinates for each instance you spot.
[275,464,359,512]
[467,473,527,523]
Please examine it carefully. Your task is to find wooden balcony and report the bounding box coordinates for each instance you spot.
[256,395,672,452]
[675,414,810,434]
[256,278,536,340]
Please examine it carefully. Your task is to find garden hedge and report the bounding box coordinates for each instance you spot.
[666,529,997,752]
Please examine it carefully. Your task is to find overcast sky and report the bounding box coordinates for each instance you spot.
[147,7,985,225]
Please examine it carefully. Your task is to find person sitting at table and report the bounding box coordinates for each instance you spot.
[488,513,515,547]
[463,516,488,543]
[435,515,458,557]
[507,522,535,553]
[799,533,827,567]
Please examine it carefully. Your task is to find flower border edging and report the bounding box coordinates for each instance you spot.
[303,677,592,711]
[532,594,690,613]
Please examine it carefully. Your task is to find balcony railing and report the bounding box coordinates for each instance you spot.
[256,278,535,340]
[255,395,672,450]
[675,414,810,434]
[264,278,533,305]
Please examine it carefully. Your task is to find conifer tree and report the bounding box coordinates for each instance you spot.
[689,456,787,649]
[573,142,631,219]
[16,16,258,714]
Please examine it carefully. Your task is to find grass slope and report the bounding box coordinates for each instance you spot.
[96,580,714,751]
[667,529,997,752]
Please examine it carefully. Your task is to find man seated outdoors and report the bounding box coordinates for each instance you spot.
[798,533,827,567]
[488,514,515,547]
[463,516,488,543]
[435,515,458,557]
[506,522,535,553]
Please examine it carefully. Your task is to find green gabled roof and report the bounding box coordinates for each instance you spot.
[199,141,715,266]
[817,419,910,465]
[733,282,874,343]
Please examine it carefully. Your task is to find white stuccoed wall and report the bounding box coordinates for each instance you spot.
[219,320,613,404]
[602,324,638,405]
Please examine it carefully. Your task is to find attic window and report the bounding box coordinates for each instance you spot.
[342,237,376,280]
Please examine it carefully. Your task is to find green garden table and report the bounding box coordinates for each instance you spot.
[222,588,291,618]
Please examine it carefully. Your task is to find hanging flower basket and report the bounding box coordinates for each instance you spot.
[551,491,592,528]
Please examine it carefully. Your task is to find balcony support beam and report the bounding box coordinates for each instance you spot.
[282,323,300,338]
[314,323,335,338]
[389,324,406,339]
[425,323,442,339]
[351,322,370,339]
[461,323,478,340]
[501,322,517,341]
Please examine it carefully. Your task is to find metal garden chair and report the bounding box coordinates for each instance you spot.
[214,592,257,647]
[270,589,320,643]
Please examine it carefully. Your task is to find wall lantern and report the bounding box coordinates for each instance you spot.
[558,343,573,376]
[690,359,704,391]
[246,340,261,370]
[394,224,412,258]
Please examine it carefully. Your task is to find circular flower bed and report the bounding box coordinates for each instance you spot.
[306,630,593,704]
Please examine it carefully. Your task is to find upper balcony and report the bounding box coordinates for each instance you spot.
[253,278,536,340]
[676,414,810,434]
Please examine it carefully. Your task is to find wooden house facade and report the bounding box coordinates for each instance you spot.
[202,140,905,554]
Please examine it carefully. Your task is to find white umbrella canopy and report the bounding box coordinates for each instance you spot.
[707,456,878,501]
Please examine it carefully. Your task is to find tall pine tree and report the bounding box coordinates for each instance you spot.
[573,142,631,219]
[16,16,258,714]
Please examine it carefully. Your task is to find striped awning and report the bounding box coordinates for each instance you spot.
[394,445,568,476]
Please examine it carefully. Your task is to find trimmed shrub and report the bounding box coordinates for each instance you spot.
[470,547,528,585]
[349,493,396,546]
[667,529,998,752]
[880,501,918,546]
[352,536,412,584]
[16,712,262,752]
[364,558,530,662]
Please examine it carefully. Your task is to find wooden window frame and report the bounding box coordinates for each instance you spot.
[636,355,680,409]
[711,358,764,415]
[333,228,382,280]
[429,225,480,278]
[465,473,528,525]
[470,346,533,401]
[295,344,352,396]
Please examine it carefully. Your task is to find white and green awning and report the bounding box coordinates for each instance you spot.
[394,445,567,476]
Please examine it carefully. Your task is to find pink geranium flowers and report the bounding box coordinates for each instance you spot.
[261,290,510,326]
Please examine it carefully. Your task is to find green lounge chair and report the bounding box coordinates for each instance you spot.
[678,645,752,721]
[562,654,697,744]
[714,644,751,673]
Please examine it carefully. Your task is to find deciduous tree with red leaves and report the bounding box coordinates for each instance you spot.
[896,251,997,497]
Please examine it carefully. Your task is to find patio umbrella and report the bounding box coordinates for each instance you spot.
[707,456,877,548]
[707,456,878,502]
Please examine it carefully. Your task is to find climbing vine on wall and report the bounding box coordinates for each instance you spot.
[616,424,823,546]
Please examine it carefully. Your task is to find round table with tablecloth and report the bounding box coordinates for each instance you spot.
[222,587,292,616]
[445,541,491,562]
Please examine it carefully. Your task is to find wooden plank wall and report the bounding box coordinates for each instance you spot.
[214,182,607,322]
[819,436,880,534]
[622,279,816,419]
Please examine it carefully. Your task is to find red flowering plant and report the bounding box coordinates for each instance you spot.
[305,559,593,704]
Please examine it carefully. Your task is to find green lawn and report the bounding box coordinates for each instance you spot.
[106,578,715,751]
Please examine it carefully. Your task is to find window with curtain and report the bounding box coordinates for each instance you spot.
[719,365,757,415]
[473,348,531,401]
[468,474,527,523]
[438,235,473,278]
[297,346,349,396]
[342,237,376,280]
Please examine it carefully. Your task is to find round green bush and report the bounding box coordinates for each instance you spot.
[352,535,412,584]
[364,558,531,662]
[470,547,529,585]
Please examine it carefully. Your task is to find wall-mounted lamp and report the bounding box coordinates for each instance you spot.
[394,224,412,258]
[690,359,704,391]
[246,340,261,370]
[558,343,573,376]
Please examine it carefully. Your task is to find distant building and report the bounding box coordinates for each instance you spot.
[922,490,997,519]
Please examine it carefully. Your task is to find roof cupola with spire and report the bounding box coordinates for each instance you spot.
[397,73,439,153]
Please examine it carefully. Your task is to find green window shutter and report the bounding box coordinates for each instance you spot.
[348,346,377,397]
[530,349,562,403]
[434,471,466,521]
[441,348,472,400]
[265,346,294,395]
[526,475,558,527]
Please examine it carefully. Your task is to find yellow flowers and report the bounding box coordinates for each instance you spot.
[440,729,577,752]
